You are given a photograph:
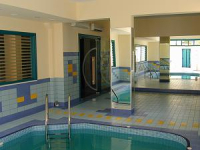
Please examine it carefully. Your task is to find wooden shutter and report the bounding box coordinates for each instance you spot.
[0,34,32,83]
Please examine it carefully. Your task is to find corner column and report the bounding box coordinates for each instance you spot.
[159,37,170,82]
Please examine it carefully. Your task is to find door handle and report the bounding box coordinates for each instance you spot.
[92,56,96,85]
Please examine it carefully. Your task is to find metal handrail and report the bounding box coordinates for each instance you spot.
[68,95,71,140]
[136,62,159,79]
[45,94,49,142]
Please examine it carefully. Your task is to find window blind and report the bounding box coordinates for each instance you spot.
[0,34,33,83]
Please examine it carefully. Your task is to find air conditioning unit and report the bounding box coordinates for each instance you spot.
[91,23,103,32]
[71,22,90,29]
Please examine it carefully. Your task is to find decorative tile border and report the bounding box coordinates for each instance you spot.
[0,105,45,125]
[135,87,200,95]
[0,123,188,149]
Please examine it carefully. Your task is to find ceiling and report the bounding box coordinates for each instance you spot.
[111,28,131,35]
[0,4,74,23]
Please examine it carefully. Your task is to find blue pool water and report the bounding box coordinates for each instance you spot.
[0,124,187,150]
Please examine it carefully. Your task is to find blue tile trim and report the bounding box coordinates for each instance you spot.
[0,102,2,112]
[63,52,79,56]
[134,87,200,95]
[49,98,81,109]
[112,80,130,86]
[0,78,50,91]
[0,105,45,125]
[17,83,37,107]
[0,118,192,149]
[112,67,131,71]
[68,60,72,64]
[0,120,44,139]
[148,61,160,63]
[108,108,134,117]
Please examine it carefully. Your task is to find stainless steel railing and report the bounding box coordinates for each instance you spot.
[136,62,159,79]
[45,94,49,142]
[68,95,71,140]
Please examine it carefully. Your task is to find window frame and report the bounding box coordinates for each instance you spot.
[170,39,200,46]
[135,44,147,62]
[0,30,37,86]
[111,40,116,67]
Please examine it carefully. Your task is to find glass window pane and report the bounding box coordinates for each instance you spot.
[177,40,181,45]
[135,47,140,62]
[189,40,194,45]
[182,40,188,46]
[170,40,176,45]
[194,40,200,45]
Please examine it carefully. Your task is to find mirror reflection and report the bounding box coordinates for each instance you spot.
[110,28,132,110]
[134,36,200,91]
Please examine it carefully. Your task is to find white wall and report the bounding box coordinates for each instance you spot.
[170,46,200,72]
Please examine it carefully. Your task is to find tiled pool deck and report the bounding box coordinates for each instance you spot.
[135,78,200,91]
[0,92,200,149]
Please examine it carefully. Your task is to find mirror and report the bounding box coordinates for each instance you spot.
[110,28,133,113]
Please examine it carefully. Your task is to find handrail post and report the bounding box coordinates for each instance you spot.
[45,94,49,142]
[68,95,71,140]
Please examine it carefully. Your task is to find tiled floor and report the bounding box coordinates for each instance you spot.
[0,92,200,149]
[135,78,200,90]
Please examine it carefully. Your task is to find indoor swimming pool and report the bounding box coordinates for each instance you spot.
[0,123,188,150]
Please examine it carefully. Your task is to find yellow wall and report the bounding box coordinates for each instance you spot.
[134,39,148,46]
[118,35,131,67]
[0,0,76,20]
[135,15,200,37]
[148,42,159,61]
[1,0,200,28]
[110,31,119,66]
[52,23,64,78]
[76,0,200,27]
[63,20,110,52]
[0,16,64,79]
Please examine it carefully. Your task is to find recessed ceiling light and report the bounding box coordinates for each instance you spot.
[11,13,18,16]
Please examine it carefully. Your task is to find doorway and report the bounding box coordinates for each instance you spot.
[182,49,191,68]
[79,34,101,99]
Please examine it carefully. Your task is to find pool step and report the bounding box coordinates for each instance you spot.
[47,133,70,150]
[48,133,68,139]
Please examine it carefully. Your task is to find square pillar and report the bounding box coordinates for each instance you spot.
[159,37,170,82]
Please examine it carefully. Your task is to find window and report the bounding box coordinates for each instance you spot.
[0,30,37,85]
[111,40,116,67]
[182,49,191,68]
[135,45,147,62]
[170,39,200,46]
